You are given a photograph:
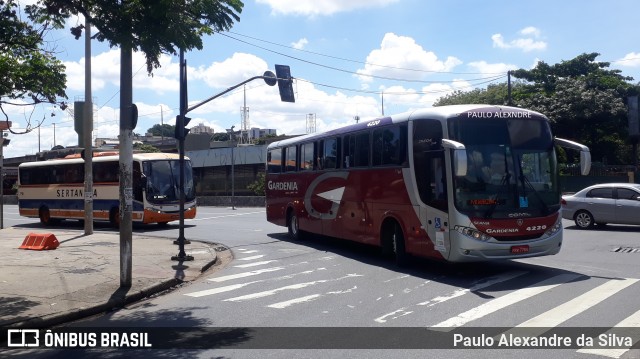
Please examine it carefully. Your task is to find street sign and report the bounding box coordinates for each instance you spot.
[0,121,12,131]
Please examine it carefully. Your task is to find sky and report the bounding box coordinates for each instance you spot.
[3,0,640,159]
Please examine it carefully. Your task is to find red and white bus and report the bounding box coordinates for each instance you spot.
[265,105,591,263]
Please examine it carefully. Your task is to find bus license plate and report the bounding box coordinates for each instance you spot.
[511,245,529,254]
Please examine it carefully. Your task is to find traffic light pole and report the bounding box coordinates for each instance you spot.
[172,61,294,262]
[172,49,194,262]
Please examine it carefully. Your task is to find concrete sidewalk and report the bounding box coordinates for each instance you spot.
[0,226,219,329]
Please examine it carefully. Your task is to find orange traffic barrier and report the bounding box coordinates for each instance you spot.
[19,233,60,251]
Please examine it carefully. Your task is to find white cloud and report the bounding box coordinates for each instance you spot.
[467,61,519,76]
[356,33,462,82]
[492,27,547,52]
[256,0,399,16]
[616,52,640,67]
[192,53,269,89]
[64,50,179,94]
[519,26,541,38]
[291,38,309,50]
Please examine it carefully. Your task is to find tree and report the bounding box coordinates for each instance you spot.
[36,0,244,73]
[513,53,636,164]
[147,123,175,137]
[434,83,523,106]
[247,172,265,196]
[211,132,229,141]
[133,142,160,153]
[434,53,638,164]
[0,0,68,134]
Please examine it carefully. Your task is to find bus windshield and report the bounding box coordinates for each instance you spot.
[448,117,559,219]
[143,160,195,203]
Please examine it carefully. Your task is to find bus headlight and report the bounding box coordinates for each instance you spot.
[454,225,492,242]
[543,217,562,237]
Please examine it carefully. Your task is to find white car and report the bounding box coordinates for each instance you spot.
[561,183,640,229]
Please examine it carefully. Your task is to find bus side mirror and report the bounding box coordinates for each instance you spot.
[442,139,467,177]
[554,137,591,176]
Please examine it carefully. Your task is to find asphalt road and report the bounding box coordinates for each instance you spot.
[2,205,639,359]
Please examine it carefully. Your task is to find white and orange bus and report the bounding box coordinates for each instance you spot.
[265,105,591,263]
[17,152,197,226]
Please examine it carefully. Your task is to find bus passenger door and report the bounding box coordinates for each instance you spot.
[422,156,451,259]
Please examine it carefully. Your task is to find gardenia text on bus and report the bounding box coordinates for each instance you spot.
[466,112,532,118]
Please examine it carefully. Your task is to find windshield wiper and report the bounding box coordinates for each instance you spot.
[484,172,510,218]
[515,154,550,215]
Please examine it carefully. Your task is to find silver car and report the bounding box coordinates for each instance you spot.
[561,183,640,229]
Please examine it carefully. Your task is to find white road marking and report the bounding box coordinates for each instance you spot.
[187,211,265,221]
[577,307,640,358]
[237,255,265,261]
[516,278,639,328]
[208,267,285,282]
[418,271,528,307]
[267,294,322,309]
[374,271,527,324]
[234,260,278,268]
[184,281,260,298]
[431,273,580,330]
[224,274,362,302]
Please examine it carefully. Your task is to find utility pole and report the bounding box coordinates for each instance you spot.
[119,44,134,288]
[507,70,512,106]
[83,14,94,235]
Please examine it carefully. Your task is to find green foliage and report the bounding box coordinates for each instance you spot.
[37,0,244,74]
[211,132,230,141]
[434,52,637,165]
[246,171,265,196]
[434,83,513,106]
[147,123,175,137]
[133,142,160,153]
[0,0,68,113]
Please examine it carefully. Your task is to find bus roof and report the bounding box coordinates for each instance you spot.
[18,152,189,168]
[267,104,548,149]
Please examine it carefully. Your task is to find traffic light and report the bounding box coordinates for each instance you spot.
[275,64,295,103]
[174,114,191,140]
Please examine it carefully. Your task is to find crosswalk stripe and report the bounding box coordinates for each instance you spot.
[224,274,362,302]
[577,308,640,358]
[267,294,322,309]
[374,271,527,324]
[432,273,581,330]
[234,260,278,268]
[516,278,639,328]
[184,281,260,298]
[418,271,528,307]
[208,267,285,282]
[238,255,265,261]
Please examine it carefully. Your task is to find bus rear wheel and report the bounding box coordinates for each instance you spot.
[382,220,408,267]
[39,206,59,226]
[109,207,120,228]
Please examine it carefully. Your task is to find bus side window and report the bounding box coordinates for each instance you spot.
[299,143,314,171]
[316,140,324,170]
[267,149,283,173]
[323,137,338,169]
[285,145,297,172]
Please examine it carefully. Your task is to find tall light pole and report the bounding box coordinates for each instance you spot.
[226,126,236,210]
[83,14,94,235]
